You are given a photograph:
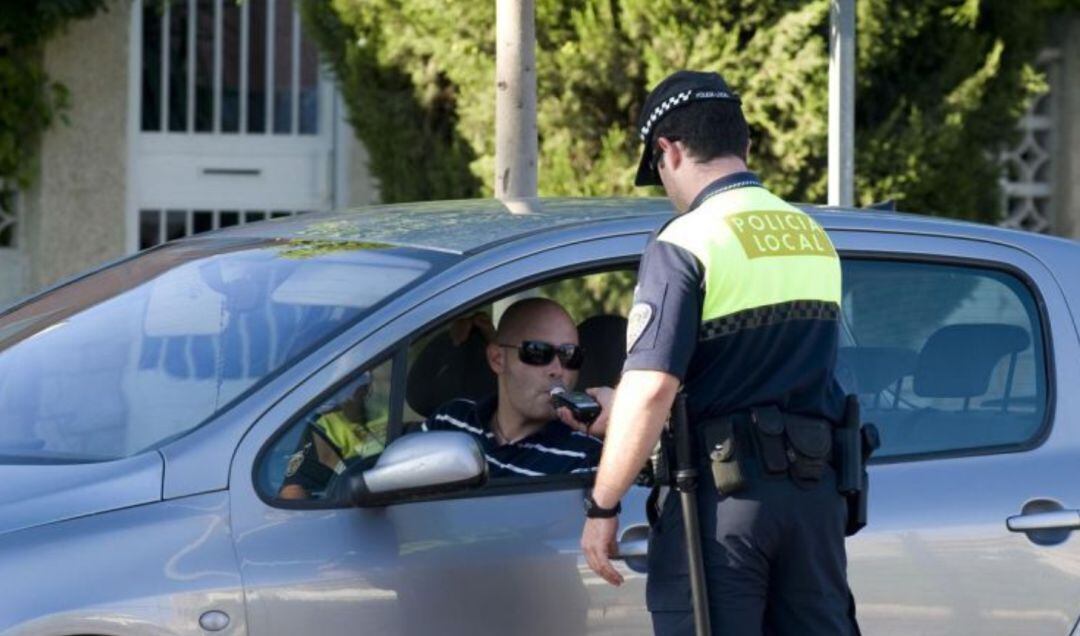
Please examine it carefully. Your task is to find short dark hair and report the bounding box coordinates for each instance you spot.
[651,99,749,164]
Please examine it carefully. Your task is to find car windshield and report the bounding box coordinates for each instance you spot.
[0,237,457,463]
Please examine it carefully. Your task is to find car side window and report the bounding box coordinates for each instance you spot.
[402,270,634,484]
[256,358,394,502]
[839,259,1048,459]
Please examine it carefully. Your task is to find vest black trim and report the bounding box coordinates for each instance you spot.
[699,300,840,341]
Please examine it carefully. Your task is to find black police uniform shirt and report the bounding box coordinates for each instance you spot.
[421,396,602,478]
[623,171,846,423]
[281,423,343,494]
[281,407,386,495]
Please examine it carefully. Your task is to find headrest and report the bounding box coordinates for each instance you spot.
[837,346,917,395]
[576,314,628,389]
[913,323,1030,398]
[406,328,496,417]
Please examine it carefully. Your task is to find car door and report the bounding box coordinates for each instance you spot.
[228,231,655,635]
[833,229,1080,635]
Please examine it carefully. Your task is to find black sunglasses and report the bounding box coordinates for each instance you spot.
[499,340,585,370]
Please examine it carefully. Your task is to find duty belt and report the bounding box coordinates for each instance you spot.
[649,398,877,536]
[700,406,834,494]
[654,407,833,489]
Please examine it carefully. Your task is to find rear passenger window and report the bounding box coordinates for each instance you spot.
[838,260,1047,459]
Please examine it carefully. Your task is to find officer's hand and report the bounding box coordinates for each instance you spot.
[581,516,623,586]
[556,387,614,437]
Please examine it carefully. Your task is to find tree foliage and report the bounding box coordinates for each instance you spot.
[303,0,1076,222]
[0,0,108,188]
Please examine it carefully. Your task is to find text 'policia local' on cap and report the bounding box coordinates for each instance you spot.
[635,70,741,187]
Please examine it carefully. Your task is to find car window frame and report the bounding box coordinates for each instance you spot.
[254,261,641,510]
[233,222,1070,510]
[250,222,1065,510]
[389,264,638,480]
[839,249,1056,465]
[247,230,650,510]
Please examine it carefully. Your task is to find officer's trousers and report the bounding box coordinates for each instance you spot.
[646,461,860,636]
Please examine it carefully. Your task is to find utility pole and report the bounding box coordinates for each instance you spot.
[828,0,855,207]
[493,0,540,318]
[494,0,538,200]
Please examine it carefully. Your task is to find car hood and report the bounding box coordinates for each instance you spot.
[0,451,163,537]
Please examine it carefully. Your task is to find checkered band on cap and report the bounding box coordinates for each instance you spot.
[699,300,839,341]
[638,88,740,141]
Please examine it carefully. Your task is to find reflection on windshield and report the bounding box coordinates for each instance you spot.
[0,238,456,463]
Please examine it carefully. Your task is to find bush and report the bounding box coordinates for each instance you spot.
[0,0,109,188]
[303,0,1077,222]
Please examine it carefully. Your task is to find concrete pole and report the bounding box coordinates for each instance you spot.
[828,0,855,207]
[494,0,538,200]
[492,0,540,318]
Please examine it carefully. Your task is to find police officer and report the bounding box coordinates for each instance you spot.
[279,373,385,500]
[579,70,859,634]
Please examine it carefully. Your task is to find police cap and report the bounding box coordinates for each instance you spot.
[634,70,741,187]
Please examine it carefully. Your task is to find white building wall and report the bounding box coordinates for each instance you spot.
[346,129,380,208]
[12,1,379,304]
[24,1,132,294]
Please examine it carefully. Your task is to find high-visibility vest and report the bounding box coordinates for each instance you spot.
[313,410,386,460]
[657,186,841,337]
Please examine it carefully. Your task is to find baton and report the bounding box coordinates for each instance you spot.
[671,392,711,636]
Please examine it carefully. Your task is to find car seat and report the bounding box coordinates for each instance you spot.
[887,323,1032,454]
[405,327,497,419]
[836,346,917,409]
[913,323,1030,410]
[575,314,628,389]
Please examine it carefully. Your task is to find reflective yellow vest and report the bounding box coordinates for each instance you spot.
[657,186,841,335]
[314,411,386,460]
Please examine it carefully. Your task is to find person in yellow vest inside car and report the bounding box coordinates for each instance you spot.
[278,371,385,500]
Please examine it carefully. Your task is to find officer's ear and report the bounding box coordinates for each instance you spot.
[744,138,752,163]
[656,137,682,171]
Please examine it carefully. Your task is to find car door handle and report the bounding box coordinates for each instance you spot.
[1006,510,1080,532]
[612,523,650,571]
[613,538,648,559]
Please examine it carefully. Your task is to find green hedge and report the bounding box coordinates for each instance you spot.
[303,0,1076,222]
[0,0,108,189]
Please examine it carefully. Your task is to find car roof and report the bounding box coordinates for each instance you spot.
[210,198,671,255]
[199,196,1078,256]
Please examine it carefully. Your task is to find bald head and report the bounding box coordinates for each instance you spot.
[489,297,580,426]
[496,298,575,344]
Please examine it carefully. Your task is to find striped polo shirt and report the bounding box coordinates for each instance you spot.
[420,396,602,478]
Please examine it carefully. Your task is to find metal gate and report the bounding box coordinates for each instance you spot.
[128,0,340,252]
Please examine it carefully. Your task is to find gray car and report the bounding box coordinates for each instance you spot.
[1,198,1078,635]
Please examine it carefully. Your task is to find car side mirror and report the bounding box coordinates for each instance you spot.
[337,431,488,507]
